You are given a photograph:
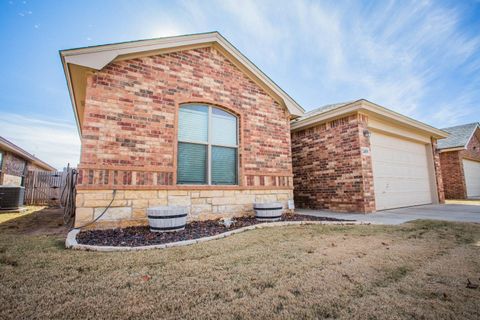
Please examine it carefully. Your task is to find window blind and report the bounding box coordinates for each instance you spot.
[212,146,237,185]
[211,108,237,146]
[177,142,207,184]
[178,105,208,143]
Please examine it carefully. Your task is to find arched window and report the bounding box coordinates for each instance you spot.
[177,104,238,185]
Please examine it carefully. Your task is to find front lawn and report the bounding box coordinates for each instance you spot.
[1,209,479,319]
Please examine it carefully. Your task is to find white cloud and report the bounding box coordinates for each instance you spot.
[175,0,479,127]
[0,113,80,170]
[145,23,186,39]
[431,79,479,127]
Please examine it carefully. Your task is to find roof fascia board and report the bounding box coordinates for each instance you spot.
[1,142,34,162]
[0,142,55,171]
[61,32,218,56]
[60,57,82,137]
[63,33,218,69]
[463,123,480,149]
[291,99,448,138]
[359,100,448,138]
[438,147,466,153]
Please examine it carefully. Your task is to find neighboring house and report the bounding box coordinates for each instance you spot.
[437,122,480,199]
[291,99,448,213]
[60,32,304,228]
[0,136,55,186]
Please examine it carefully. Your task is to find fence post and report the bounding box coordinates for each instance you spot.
[31,171,37,205]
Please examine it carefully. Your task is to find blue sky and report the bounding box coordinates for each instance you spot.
[1,0,479,169]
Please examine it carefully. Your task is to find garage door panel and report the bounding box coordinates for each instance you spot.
[463,159,480,197]
[374,192,431,209]
[373,162,430,179]
[370,132,433,210]
[374,177,432,193]
[373,151,429,166]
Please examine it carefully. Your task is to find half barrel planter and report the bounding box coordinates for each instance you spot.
[254,202,283,222]
[147,206,188,232]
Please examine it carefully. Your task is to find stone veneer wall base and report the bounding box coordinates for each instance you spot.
[75,188,293,229]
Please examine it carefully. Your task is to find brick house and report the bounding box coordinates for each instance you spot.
[291,100,448,213]
[60,32,304,228]
[438,123,480,199]
[0,136,55,186]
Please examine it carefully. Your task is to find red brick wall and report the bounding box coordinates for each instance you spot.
[439,151,466,199]
[0,150,27,185]
[431,139,445,203]
[291,114,375,213]
[78,46,293,189]
[1,151,26,177]
[439,128,480,199]
[462,129,480,161]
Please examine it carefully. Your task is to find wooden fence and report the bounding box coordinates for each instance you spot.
[24,170,68,206]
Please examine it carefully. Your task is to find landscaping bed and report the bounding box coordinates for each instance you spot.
[77,214,350,247]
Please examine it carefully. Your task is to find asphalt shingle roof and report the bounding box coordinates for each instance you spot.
[437,122,479,150]
[293,101,353,122]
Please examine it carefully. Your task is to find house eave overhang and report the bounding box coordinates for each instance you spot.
[291,99,449,139]
[438,147,466,153]
[59,53,82,137]
[0,139,56,171]
[60,32,305,137]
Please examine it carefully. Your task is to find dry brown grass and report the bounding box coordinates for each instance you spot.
[0,208,479,319]
[446,199,480,206]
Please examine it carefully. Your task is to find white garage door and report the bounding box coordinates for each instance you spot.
[370,132,433,210]
[463,159,480,197]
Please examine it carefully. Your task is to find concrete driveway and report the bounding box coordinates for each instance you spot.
[297,203,480,225]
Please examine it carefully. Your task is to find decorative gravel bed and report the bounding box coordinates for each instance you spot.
[77,214,352,247]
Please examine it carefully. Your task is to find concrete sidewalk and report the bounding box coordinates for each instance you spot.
[297,204,480,225]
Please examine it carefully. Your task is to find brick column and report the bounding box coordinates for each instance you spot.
[431,139,445,203]
[357,115,376,213]
[439,151,467,199]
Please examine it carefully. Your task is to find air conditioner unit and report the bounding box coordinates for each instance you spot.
[0,186,25,211]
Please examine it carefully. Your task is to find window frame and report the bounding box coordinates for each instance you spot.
[177,104,239,185]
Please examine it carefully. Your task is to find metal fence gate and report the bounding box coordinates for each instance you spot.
[24,170,68,206]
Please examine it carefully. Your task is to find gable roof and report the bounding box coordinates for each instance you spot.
[437,122,479,150]
[291,99,448,139]
[0,136,55,171]
[59,32,304,136]
[293,101,353,122]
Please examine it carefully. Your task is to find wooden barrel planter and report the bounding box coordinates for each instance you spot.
[147,206,188,232]
[254,202,283,222]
